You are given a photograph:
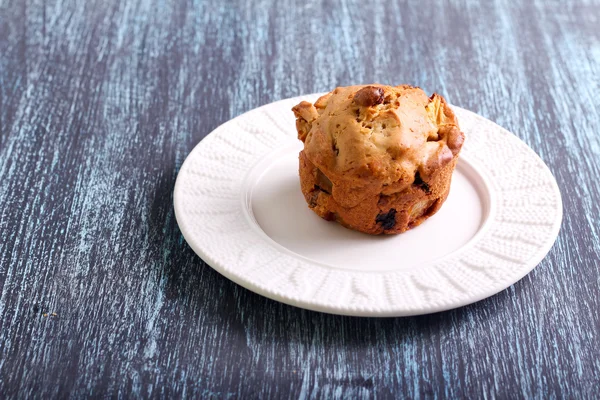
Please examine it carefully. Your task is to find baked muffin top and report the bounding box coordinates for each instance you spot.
[293,84,464,206]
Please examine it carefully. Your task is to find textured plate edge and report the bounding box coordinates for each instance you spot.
[173,95,564,317]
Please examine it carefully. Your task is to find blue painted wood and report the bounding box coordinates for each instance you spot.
[0,0,599,397]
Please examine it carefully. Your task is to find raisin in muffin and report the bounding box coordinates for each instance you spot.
[292,84,464,235]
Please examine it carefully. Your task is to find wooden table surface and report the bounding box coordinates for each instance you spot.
[1,0,599,397]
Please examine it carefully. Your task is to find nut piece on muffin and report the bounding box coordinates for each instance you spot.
[292,84,464,235]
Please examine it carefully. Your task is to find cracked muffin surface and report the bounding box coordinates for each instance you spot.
[293,84,464,235]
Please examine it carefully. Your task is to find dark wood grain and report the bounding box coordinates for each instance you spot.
[1,0,599,398]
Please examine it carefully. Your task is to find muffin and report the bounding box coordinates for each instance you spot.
[292,84,464,235]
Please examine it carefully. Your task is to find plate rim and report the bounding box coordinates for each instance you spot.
[173,94,563,317]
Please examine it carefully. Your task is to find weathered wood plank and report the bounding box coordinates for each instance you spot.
[0,0,599,397]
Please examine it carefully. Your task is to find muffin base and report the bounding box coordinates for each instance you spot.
[299,151,457,235]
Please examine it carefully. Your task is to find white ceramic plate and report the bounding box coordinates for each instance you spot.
[174,94,562,317]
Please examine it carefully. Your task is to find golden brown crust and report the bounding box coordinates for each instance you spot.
[293,84,464,235]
